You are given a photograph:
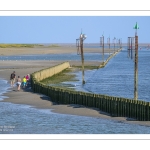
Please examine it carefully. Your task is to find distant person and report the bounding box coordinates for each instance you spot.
[16,76,21,91]
[22,76,27,88]
[25,74,30,86]
[10,71,16,87]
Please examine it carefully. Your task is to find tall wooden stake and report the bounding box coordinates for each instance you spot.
[100,35,104,63]
[80,36,85,84]
[134,22,139,100]
[76,31,87,85]
[134,35,138,100]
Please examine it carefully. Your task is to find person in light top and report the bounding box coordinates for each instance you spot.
[16,76,21,91]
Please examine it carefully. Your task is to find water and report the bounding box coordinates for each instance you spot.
[0,78,10,100]
[86,48,150,101]
[0,100,150,134]
[0,53,109,62]
[1,47,150,134]
[65,48,150,102]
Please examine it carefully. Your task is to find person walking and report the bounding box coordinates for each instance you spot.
[10,71,16,87]
[16,76,21,91]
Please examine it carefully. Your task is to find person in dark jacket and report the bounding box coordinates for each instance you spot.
[10,71,16,87]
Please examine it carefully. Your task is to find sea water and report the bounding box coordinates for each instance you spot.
[0,52,109,62]
[0,90,150,134]
[64,48,150,102]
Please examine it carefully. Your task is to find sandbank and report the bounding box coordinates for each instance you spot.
[0,45,113,56]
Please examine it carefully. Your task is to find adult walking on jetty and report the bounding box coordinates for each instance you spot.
[10,71,16,87]
[16,76,21,91]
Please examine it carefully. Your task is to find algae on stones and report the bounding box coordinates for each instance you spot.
[41,65,98,90]
[41,68,79,85]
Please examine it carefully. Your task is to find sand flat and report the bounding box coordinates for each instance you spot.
[0,46,113,56]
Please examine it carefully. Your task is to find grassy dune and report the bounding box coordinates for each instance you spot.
[0,44,35,48]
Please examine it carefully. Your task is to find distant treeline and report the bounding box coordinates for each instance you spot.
[0,44,43,48]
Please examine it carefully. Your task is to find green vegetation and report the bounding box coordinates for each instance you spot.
[0,44,36,48]
[72,65,98,70]
[41,65,98,86]
[47,83,77,91]
[41,68,78,85]
[41,65,98,90]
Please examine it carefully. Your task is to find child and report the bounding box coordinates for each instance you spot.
[22,76,27,88]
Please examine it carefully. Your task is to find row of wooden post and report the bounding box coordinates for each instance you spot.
[31,73,150,121]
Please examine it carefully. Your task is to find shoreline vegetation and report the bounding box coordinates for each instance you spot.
[0,43,149,48]
[0,44,61,48]
[41,68,78,91]
[41,68,77,84]
[41,66,98,90]
[0,44,37,48]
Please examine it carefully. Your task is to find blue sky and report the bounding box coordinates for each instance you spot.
[0,16,150,44]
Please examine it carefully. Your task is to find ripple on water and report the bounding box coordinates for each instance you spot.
[0,101,150,134]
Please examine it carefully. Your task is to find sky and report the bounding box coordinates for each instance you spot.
[0,16,150,44]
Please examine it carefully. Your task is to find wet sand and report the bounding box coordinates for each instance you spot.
[0,46,150,127]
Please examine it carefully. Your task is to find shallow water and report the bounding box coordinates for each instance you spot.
[0,101,150,134]
[0,52,110,62]
[65,48,150,102]
[0,78,10,100]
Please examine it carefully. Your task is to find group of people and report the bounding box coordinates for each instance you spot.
[10,71,30,91]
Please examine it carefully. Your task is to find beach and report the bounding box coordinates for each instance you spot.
[0,46,150,128]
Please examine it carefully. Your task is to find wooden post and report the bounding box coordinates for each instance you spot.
[146,102,150,121]
[134,35,138,100]
[143,101,146,121]
[137,100,140,120]
[126,99,130,118]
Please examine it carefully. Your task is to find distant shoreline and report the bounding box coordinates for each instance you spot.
[0,46,114,56]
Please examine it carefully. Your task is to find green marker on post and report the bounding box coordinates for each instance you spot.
[134,22,139,36]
